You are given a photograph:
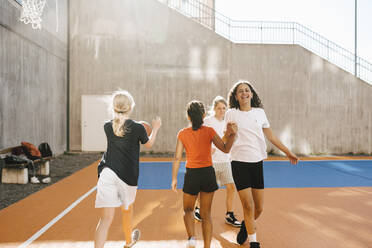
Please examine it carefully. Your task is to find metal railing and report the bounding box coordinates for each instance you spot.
[158,0,372,85]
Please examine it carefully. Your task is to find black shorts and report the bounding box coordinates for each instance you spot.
[183,166,219,195]
[231,160,264,190]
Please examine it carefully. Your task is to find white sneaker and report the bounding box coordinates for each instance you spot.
[30,176,40,184]
[186,236,196,248]
[124,229,140,248]
[194,207,202,221]
[41,177,51,183]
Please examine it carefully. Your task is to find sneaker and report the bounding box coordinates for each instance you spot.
[225,212,242,227]
[194,207,202,222]
[41,177,51,184]
[186,236,196,248]
[236,220,247,245]
[250,242,261,248]
[30,176,40,184]
[124,229,140,248]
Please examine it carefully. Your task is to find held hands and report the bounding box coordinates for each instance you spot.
[225,122,238,136]
[171,179,177,192]
[152,116,162,131]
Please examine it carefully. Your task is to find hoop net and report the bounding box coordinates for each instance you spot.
[20,0,47,29]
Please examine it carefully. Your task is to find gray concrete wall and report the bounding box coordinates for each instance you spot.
[0,0,68,154]
[230,44,372,155]
[70,0,372,154]
[69,0,231,152]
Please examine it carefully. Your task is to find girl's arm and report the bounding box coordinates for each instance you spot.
[143,116,161,148]
[221,121,237,143]
[211,148,216,155]
[263,127,298,164]
[171,138,184,191]
[212,122,237,153]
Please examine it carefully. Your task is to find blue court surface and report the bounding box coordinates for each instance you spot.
[138,160,372,189]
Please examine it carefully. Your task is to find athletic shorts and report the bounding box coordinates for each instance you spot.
[231,160,264,190]
[183,166,219,195]
[95,167,137,209]
[213,161,234,186]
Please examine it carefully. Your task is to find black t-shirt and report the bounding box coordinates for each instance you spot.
[98,119,149,186]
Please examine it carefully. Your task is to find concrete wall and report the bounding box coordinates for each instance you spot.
[69,0,231,152]
[230,44,372,154]
[0,0,68,154]
[69,0,372,154]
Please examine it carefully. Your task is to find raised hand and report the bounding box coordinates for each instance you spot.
[152,116,162,131]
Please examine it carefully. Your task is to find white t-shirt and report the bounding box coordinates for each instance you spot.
[204,116,230,163]
[225,108,270,163]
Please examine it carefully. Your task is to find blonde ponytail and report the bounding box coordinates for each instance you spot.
[111,90,135,137]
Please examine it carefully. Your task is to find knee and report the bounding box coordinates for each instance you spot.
[101,214,114,225]
[101,212,115,224]
[226,184,235,192]
[255,206,263,216]
[241,201,254,214]
[184,206,194,214]
[199,208,211,219]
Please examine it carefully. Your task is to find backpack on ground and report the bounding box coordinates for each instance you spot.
[38,142,53,158]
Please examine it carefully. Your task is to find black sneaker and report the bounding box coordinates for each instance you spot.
[250,242,261,248]
[194,207,202,221]
[236,220,247,245]
[225,212,242,227]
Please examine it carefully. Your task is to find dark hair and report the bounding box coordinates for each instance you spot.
[228,81,263,109]
[187,100,205,130]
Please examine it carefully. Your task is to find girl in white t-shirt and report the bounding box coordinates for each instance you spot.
[226,81,298,248]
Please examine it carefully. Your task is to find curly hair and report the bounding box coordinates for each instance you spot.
[187,100,205,130]
[228,81,263,109]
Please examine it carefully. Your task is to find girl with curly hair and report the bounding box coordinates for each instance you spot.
[226,81,298,248]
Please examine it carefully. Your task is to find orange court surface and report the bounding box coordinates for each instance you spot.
[0,157,372,248]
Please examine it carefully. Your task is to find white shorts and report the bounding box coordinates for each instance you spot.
[213,161,234,186]
[95,167,137,209]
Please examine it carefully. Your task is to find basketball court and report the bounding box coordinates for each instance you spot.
[1,0,372,247]
[1,157,371,248]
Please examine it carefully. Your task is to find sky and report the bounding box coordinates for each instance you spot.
[215,0,372,63]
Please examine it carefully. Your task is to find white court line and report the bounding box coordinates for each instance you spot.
[140,161,177,164]
[18,186,97,248]
[9,239,226,248]
[140,159,372,164]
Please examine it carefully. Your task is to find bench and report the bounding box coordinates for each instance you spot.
[0,146,51,184]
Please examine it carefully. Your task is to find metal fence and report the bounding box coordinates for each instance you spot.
[158,0,372,85]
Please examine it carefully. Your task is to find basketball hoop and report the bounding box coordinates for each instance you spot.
[20,0,47,29]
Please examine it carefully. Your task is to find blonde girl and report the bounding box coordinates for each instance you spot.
[94,90,161,248]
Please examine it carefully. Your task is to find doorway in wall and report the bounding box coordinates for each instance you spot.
[81,95,111,151]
